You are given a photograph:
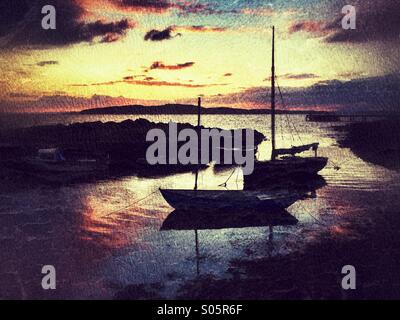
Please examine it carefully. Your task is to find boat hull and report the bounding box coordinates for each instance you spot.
[160,189,303,212]
[5,159,109,183]
[244,156,328,189]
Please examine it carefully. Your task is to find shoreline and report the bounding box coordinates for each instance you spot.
[337,119,400,170]
[0,118,264,182]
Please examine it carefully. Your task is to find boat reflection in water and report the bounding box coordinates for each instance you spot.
[161,207,298,275]
[161,207,298,231]
[160,174,326,276]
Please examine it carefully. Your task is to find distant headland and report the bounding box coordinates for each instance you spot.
[80,104,321,115]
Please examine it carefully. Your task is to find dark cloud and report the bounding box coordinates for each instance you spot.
[0,0,136,48]
[36,60,59,66]
[144,24,227,41]
[281,73,320,80]
[109,0,173,12]
[108,0,237,15]
[8,92,37,99]
[126,79,211,88]
[70,79,214,88]
[0,0,30,38]
[265,73,320,82]
[149,61,195,70]
[175,2,239,16]
[289,0,400,43]
[325,0,400,43]
[337,71,365,79]
[175,25,228,33]
[144,26,181,41]
[288,20,328,36]
[70,74,226,89]
[225,74,400,112]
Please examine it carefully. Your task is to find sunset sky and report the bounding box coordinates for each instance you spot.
[0,0,399,112]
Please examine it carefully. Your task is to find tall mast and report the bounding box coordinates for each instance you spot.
[271,26,276,160]
[194,97,201,190]
[197,96,201,128]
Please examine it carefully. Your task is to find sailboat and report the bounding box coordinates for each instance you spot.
[243,26,328,189]
[160,97,307,212]
[160,188,304,212]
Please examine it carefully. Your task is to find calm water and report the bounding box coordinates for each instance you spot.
[1,113,399,299]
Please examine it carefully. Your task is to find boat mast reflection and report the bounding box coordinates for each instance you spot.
[161,207,298,276]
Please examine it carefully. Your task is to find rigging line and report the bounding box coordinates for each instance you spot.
[295,201,327,226]
[274,46,295,145]
[327,159,342,170]
[275,77,294,145]
[284,108,295,145]
[274,78,285,143]
[218,167,237,187]
[273,46,289,145]
[305,210,326,226]
[307,82,319,113]
[276,79,303,145]
[275,77,294,144]
[279,100,285,144]
[280,87,301,144]
[101,190,159,218]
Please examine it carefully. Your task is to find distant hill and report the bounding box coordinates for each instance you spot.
[80,104,321,115]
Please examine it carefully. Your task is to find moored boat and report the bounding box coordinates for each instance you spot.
[5,148,109,183]
[243,27,328,189]
[160,188,306,212]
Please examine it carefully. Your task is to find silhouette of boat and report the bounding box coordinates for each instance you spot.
[160,189,306,212]
[6,148,109,183]
[161,207,298,231]
[244,27,328,189]
[132,157,208,178]
[159,97,309,212]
